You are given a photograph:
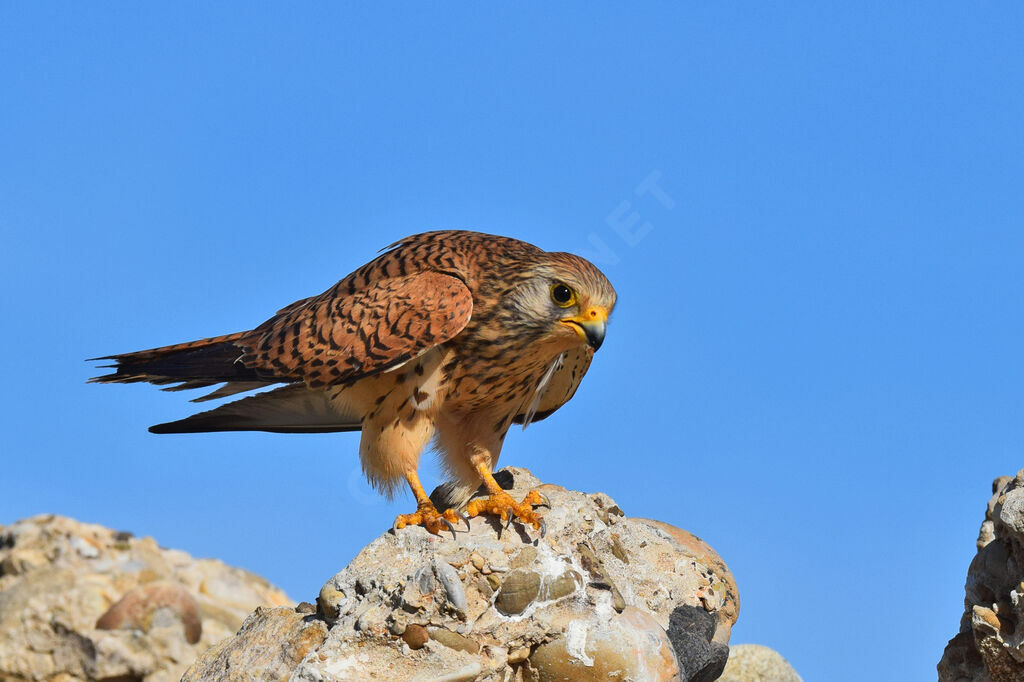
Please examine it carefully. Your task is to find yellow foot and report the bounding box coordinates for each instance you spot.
[393,503,470,539]
[467,489,549,538]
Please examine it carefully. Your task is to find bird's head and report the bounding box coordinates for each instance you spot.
[504,252,617,353]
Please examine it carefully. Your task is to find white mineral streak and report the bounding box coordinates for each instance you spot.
[565,618,595,667]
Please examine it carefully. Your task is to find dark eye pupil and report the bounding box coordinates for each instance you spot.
[553,284,572,303]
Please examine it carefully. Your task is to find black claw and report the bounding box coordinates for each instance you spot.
[537,518,547,539]
[533,493,551,509]
[457,511,472,531]
[440,517,458,540]
[496,513,515,540]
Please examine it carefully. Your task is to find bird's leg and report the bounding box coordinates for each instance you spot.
[393,469,469,538]
[466,458,547,535]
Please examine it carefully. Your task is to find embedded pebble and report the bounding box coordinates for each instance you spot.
[415,564,435,595]
[610,534,630,564]
[510,546,537,569]
[95,580,202,644]
[427,626,480,654]
[433,558,467,615]
[542,569,582,602]
[402,623,429,649]
[495,569,541,616]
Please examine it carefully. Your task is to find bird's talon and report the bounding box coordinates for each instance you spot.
[394,503,465,539]
[538,518,547,539]
[467,488,548,539]
[441,517,458,539]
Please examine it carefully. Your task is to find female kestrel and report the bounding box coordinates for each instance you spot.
[92,230,616,537]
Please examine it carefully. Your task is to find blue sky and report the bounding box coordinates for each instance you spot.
[2,4,1022,680]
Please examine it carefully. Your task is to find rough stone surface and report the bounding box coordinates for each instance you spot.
[186,467,739,681]
[939,471,1024,682]
[719,644,802,681]
[0,514,291,682]
[181,606,328,682]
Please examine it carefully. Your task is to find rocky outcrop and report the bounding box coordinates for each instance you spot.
[185,467,739,682]
[719,644,802,681]
[939,471,1024,681]
[0,514,291,682]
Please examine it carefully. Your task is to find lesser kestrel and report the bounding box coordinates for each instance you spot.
[92,230,616,537]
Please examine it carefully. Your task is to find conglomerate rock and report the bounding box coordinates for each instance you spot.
[719,644,802,682]
[939,471,1024,681]
[185,467,739,682]
[0,514,291,682]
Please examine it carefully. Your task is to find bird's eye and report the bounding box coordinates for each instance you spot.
[550,283,575,307]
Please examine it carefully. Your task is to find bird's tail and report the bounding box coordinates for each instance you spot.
[88,331,263,392]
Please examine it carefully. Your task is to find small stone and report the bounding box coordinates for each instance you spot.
[576,541,604,580]
[610,588,626,613]
[415,564,436,595]
[402,623,429,649]
[95,580,202,644]
[510,546,537,569]
[972,605,1002,633]
[508,646,530,664]
[495,569,541,616]
[295,601,316,614]
[542,570,581,602]
[317,584,346,620]
[433,558,468,615]
[609,535,630,564]
[470,552,485,571]
[389,615,407,636]
[427,626,480,654]
[486,573,502,591]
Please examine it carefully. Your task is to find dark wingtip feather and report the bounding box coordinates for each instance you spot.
[86,333,267,388]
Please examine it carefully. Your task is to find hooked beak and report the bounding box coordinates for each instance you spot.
[560,306,608,351]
